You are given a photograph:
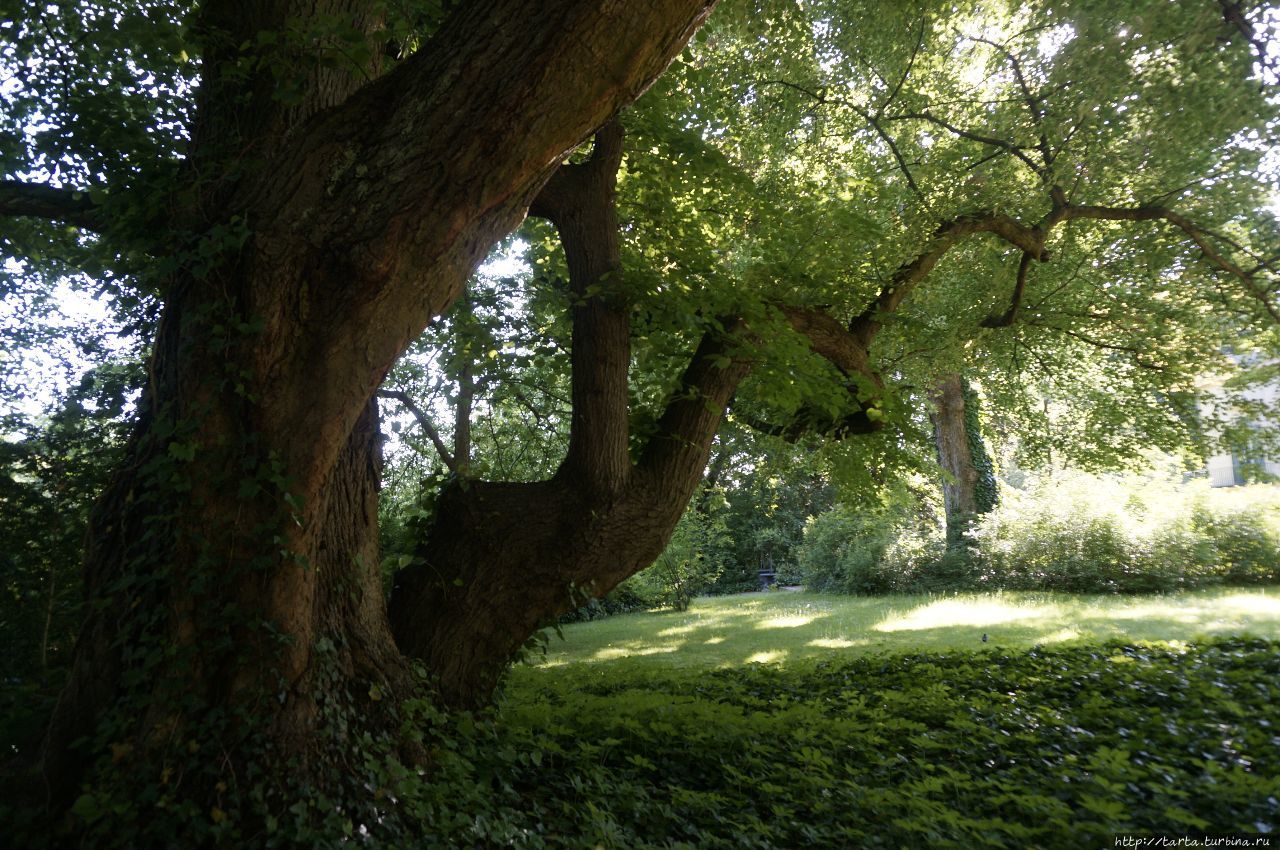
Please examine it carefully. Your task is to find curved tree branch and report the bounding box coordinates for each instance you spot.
[377,389,458,472]
[849,209,1048,345]
[1060,203,1280,323]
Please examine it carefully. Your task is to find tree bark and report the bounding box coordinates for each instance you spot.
[26,0,721,826]
[931,373,988,548]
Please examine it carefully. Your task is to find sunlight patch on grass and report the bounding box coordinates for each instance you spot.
[875,598,1060,632]
[593,643,683,661]
[1036,627,1082,643]
[658,621,722,637]
[807,637,867,649]
[745,650,787,664]
[1102,602,1215,622]
[519,588,1280,674]
[759,614,822,629]
[1216,594,1280,615]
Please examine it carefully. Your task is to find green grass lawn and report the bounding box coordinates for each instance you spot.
[521,587,1280,674]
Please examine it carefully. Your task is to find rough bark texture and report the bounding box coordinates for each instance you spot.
[931,373,981,548]
[30,0,721,819]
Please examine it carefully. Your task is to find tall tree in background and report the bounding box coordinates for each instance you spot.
[932,374,999,549]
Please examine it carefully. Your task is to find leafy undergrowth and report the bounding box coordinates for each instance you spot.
[418,639,1280,849]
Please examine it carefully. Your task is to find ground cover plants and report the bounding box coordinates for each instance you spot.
[427,637,1280,848]
[354,590,1278,848]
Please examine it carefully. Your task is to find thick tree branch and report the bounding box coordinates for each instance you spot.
[778,306,879,383]
[377,389,457,472]
[731,402,880,442]
[639,321,754,486]
[721,306,888,442]
[0,179,101,229]
[222,0,719,494]
[527,121,632,493]
[850,210,1048,345]
[853,195,1279,350]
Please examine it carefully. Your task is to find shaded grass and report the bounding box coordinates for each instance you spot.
[522,587,1280,675]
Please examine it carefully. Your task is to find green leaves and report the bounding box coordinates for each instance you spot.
[425,637,1280,848]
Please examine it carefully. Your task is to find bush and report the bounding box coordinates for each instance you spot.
[968,473,1280,594]
[636,507,730,610]
[795,505,939,594]
[559,575,658,623]
[1194,505,1280,585]
[795,470,1280,596]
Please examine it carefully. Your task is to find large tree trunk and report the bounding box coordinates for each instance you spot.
[26,0,721,833]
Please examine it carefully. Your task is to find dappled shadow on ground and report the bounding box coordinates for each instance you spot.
[531,588,1280,670]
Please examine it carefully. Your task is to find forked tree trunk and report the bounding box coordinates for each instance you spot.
[25,0,722,826]
[389,125,753,704]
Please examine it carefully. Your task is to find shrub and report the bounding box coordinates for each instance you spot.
[1194,505,1280,584]
[797,470,1280,596]
[559,575,658,623]
[638,507,730,610]
[967,473,1280,594]
[795,505,939,594]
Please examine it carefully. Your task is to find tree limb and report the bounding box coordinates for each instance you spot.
[731,402,880,442]
[758,78,922,195]
[1061,203,1280,323]
[849,210,1048,344]
[966,33,1054,170]
[377,389,458,472]
[0,179,101,229]
[777,305,878,383]
[1022,321,1164,369]
[527,120,632,493]
[639,321,754,486]
[883,110,1045,176]
[1217,0,1275,80]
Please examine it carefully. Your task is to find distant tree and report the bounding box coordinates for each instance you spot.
[931,374,999,549]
